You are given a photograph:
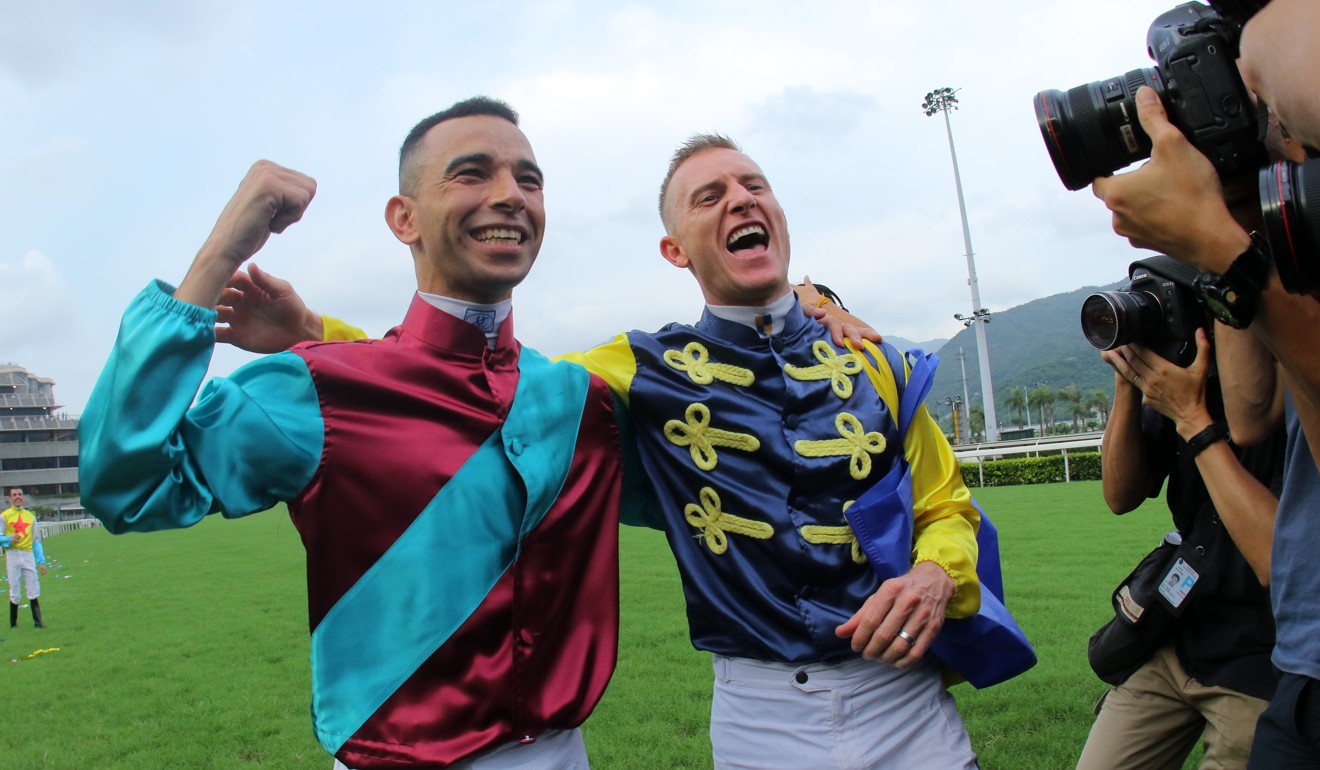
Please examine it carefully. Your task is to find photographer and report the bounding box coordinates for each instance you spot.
[1089,49,1320,769]
[1078,328,1282,770]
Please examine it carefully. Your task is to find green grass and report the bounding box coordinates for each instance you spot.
[2,481,1188,769]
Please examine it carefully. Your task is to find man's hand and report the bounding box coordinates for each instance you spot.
[795,276,883,348]
[1091,87,1248,274]
[175,161,317,309]
[215,263,323,353]
[1101,330,1214,437]
[38,563,47,577]
[834,560,953,667]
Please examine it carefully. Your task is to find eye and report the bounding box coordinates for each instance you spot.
[518,174,544,190]
[455,167,486,180]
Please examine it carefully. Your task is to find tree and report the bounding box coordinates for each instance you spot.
[1060,384,1086,431]
[969,405,986,442]
[1088,389,1112,426]
[1029,384,1056,435]
[1002,387,1027,427]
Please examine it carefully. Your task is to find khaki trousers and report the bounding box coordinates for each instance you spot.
[1076,643,1268,770]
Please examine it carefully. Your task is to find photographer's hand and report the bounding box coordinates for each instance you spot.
[1108,332,1214,439]
[1091,87,1249,275]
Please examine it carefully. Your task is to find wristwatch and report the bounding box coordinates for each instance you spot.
[1185,422,1230,458]
[1192,233,1272,329]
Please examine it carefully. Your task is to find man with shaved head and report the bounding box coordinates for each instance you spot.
[79,97,633,769]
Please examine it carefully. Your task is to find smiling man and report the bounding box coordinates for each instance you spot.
[78,98,630,770]
[558,134,993,768]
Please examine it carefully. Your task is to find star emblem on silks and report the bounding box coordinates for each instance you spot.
[10,517,30,538]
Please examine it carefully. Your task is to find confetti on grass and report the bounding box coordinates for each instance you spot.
[11,648,60,662]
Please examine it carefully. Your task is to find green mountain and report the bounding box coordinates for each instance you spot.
[917,280,1125,433]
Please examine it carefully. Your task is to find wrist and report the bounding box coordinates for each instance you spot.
[1175,413,1216,442]
[303,310,325,343]
[1183,421,1230,457]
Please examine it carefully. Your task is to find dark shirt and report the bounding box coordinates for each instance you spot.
[1140,394,1282,700]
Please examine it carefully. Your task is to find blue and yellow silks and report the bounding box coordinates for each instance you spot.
[847,342,1036,688]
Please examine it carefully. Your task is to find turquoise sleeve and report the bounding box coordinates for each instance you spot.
[79,281,325,533]
[32,540,44,565]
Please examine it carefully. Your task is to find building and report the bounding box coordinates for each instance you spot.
[0,363,81,516]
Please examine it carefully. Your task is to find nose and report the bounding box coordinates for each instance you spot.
[489,169,526,213]
[728,184,757,214]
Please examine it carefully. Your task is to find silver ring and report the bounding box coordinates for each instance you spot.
[896,629,916,645]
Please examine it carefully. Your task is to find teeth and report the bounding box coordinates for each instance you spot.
[474,227,522,244]
[727,225,765,248]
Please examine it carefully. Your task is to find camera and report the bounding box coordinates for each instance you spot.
[1034,2,1263,191]
[1260,158,1320,294]
[1080,255,1206,366]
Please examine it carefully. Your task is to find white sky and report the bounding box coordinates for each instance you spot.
[1,0,1184,414]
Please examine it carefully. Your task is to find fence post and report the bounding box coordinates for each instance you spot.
[1063,449,1071,482]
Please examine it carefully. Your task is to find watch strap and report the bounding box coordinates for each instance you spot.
[1185,421,1230,458]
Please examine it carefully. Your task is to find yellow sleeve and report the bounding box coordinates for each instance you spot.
[849,339,981,619]
[905,405,981,618]
[553,333,638,404]
[322,315,368,342]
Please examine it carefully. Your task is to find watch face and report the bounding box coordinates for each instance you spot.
[1203,293,1233,321]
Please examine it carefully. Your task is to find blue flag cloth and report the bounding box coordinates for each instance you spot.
[845,348,1036,688]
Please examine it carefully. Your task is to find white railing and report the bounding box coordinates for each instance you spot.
[37,518,102,539]
[952,431,1104,487]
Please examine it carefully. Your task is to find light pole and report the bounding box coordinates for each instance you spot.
[923,87,999,442]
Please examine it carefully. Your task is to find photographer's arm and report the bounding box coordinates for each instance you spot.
[1213,321,1283,445]
[1099,352,1155,514]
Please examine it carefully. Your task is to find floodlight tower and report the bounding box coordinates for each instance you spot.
[922,86,999,441]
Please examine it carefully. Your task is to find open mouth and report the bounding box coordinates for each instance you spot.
[472,226,525,245]
[727,224,769,253]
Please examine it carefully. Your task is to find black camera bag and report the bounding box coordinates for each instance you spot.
[1087,530,1205,685]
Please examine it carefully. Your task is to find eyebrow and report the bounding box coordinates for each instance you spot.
[444,153,544,181]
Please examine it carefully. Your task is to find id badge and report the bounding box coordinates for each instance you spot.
[1158,557,1199,610]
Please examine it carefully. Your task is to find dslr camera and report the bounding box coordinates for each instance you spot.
[1080,256,1206,366]
[1034,2,1262,192]
[1036,0,1320,296]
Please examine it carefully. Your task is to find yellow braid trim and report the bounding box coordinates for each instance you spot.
[664,342,755,387]
[783,341,862,400]
[664,403,761,471]
[793,412,887,479]
[685,487,774,555]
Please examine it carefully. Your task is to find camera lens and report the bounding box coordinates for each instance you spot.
[1260,159,1320,294]
[1080,290,1162,351]
[1035,68,1162,191]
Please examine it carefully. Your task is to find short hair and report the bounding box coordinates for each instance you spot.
[658,133,742,230]
[398,96,520,194]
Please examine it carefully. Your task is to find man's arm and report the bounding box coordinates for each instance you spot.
[1214,321,1284,445]
[175,161,316,308]
[1097,356,1154,514]
[79,162,323,532]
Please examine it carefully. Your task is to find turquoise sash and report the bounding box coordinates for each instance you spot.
[309,349,590,753]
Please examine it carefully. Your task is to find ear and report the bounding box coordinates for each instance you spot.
[385,195,419,246]
[659,234,689,269]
